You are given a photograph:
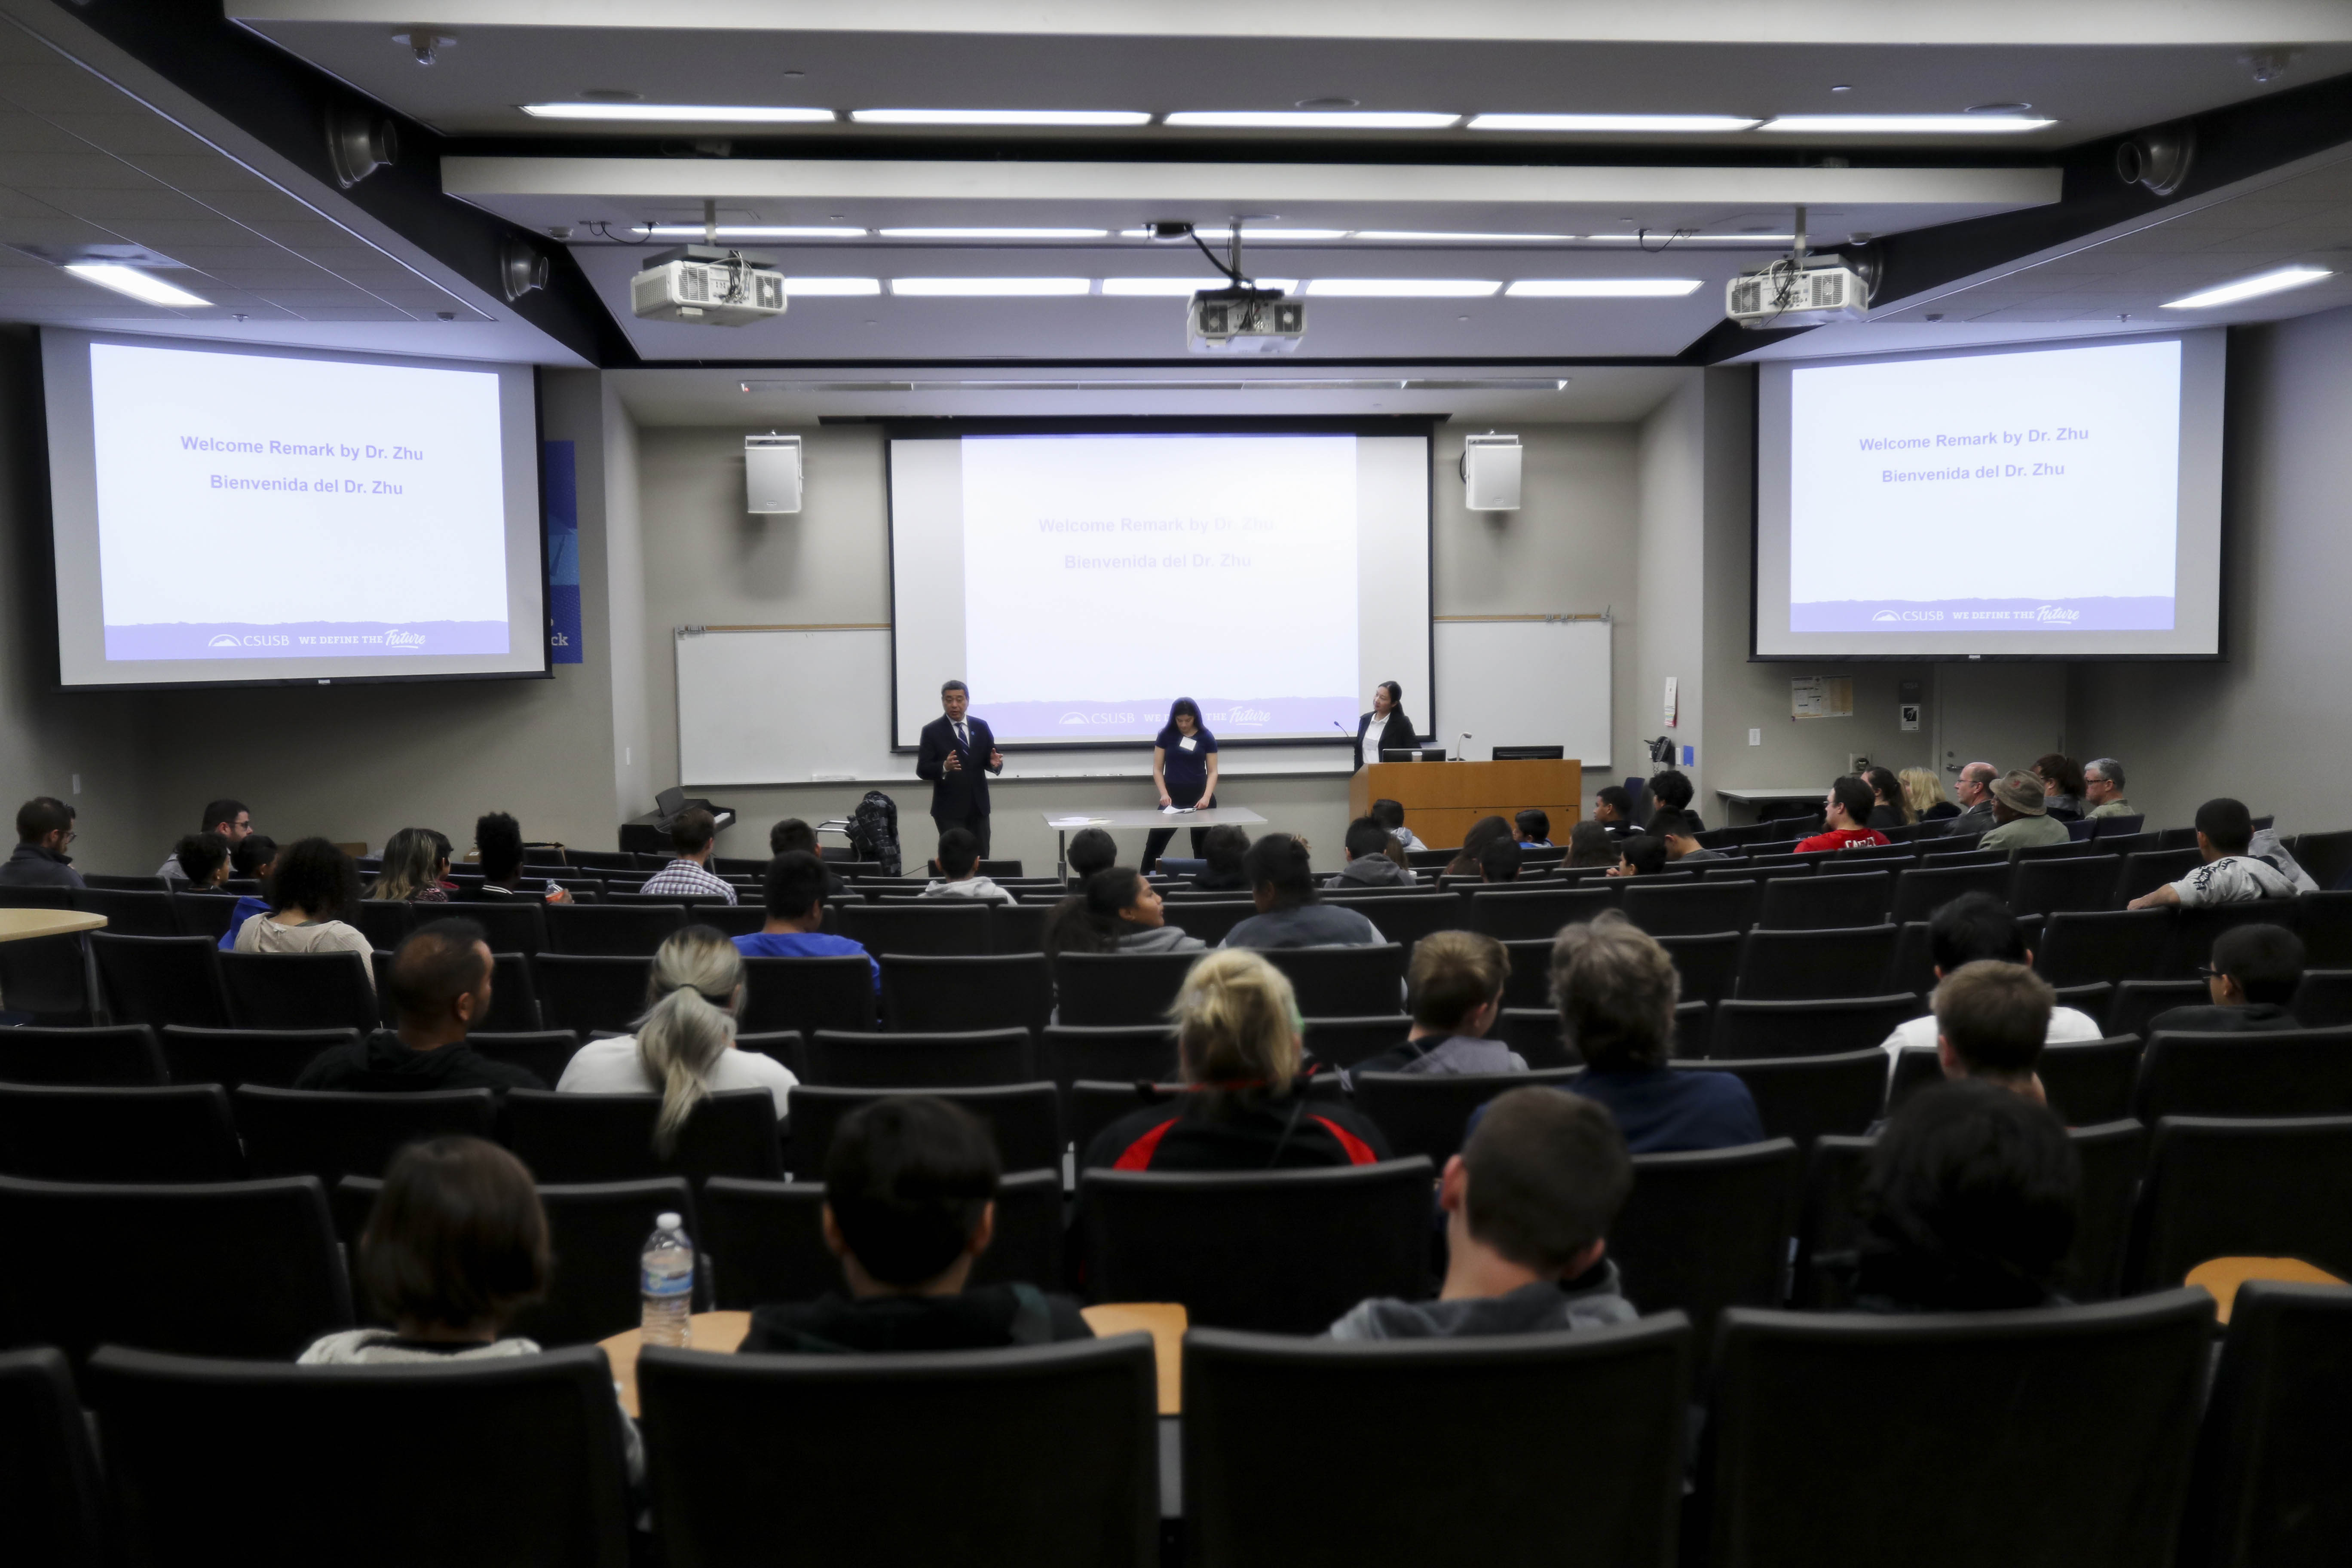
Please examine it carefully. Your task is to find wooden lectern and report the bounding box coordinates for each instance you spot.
[1348,759,1583,852]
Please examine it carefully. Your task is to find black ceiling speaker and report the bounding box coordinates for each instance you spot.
[2116,122,2196,197]
[325,107,397,189]
[499,239,549,303]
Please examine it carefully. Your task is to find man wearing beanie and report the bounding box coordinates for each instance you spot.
[1978,769,2072,854]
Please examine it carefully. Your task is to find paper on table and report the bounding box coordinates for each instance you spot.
[1160,805,1196,815]
[1048,815,1109,827]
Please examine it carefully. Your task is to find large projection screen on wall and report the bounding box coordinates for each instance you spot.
[1754,331,2226,659]
[43,329,545,688]
[888,427,1433,748]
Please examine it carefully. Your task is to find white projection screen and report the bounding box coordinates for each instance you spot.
[890,428,1433,748]
[1755,331,2226,659]
[43,329,545,688]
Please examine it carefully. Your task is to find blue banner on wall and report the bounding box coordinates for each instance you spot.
[543,439,582,665]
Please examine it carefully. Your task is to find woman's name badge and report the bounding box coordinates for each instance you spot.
[1179,736,1198,752]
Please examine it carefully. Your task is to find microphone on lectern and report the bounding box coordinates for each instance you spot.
[1459,732,1472,761]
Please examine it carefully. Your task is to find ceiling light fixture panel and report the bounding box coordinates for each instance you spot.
[2161,265,2331,309]
[62,263,209,307]
[1304,278,1500,297]
[889,276,1093,295]
[851,108,1152,126]
[1466,113,1760,133]
[1349,230,1577,242]
[1504,279,1703,297]
[640,225,867,239]
[778,277,883,295]
[1099,276,1299,295]
[519,102,836,122]
[1163,110,1461,129]
[879,227,1110,239]
[1760,113,2055,133]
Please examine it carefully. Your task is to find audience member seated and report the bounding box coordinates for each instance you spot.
[1850,1078,2079,1313]
[1084,949,1391,1170]
[1902,766,1958,823]
[1223,833,1387,949]
[156,796,251,881]
[1446,815,1516,877]
[770,818,848,898]
[294,919,543,1091]
[1478,836,1525,884]
[1329,1087,1635,1340]
[1046,867,1207,956]
[231,832,279,883]
[918,827,1014,905]
[0,797,82,889]
[1864,766,1913,832]
[735,851,878,985]
[741,1098,1093,1352]
[2128,796,2297,909]
[557,926,796,1121]
[2033,753,2088,821]
[234,836,377,989]
[2082,757,2135,820]
[1515,809,1553,848]
[368,827,450,904]
[217,836,278,952]
[1927,961,2057,1107]
[1564,820,1617,870]
[1590,786,1636,839]
[1371,796,1425,853]
[425,831,456,894]
[301,1136,554,1363]
[2146,923,2307,1035]
[1342,931,1526,1086]
[1878,894,2103,1066]
[1651,810,1721,864]
[472,812,573,904]
[1978,770,2071,854]
[1606,833,1666,878]
[638,808,736,904]
[1553,913,1763,1152]
[1795,776,1891,854]
[1065,826,1118,886]
[1326,815,1418,890]
[1645,768,1704,833]
[1945,761,1998,836]
[172,831,230,890]
[1194,823,1253,891]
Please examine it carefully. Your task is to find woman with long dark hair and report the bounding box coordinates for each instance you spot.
[1045,867,1206,957]
[1142,697,1220,873]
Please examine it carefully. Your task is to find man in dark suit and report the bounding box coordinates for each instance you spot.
[1353,680,1418,770]
[916,679,1004,858]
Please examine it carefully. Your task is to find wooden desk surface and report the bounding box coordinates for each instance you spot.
[597,1302,1189,1418]
[2185,1256,2348,1324]
[0,908,103,943]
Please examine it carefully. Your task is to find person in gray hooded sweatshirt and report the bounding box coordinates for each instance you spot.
[1324,815,1419,891]
[1341,931,1526,1088]
[1328,1085,1637,1340]
[1044,866,1206,957]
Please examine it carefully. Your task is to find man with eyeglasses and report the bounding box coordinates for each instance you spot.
[156,797,252,881]
[0,796,84,888]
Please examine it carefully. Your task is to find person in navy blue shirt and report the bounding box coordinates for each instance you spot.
[1552,911,1762,1152]
[733,850,879,990]
[1142,697,1220,873]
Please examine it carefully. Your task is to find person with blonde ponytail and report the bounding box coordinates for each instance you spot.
[556,926,796,1145]
[1081,948,1391,1172]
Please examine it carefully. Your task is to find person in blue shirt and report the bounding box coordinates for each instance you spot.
[1553,911,1763,1153]
[1142,697,1219,873]
[214,835,278,950]
[733,850,879,989]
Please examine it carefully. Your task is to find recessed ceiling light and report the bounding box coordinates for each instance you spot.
[1304,278,1500,297]
[1164,110,1462,129]
[1349,230,1577,242]
[1967,102,2033,114]
[1583,233,1791,244]
[640,225,867,239]
[1117,227,1348,242]
[889,276,1093,295]
[2162,265,2332,309]
[1760,113,2055,133]
[1504,279,1703,297]
[851,108,1152,126]
[879,227,1109,239]
[1296,97,1359,110]
[519,102,836,122]
[1829,84,1853,92]
[778,277,883,295]
[1100,276,1298,295]
[1466,113,1760,133]
[62,263,209,307]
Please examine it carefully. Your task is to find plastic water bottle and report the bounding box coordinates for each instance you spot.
[640,1211,694,1348]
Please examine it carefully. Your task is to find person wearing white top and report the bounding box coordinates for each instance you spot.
[2128,797,2297,910]
[231,835,375,991]
[1877,891,2100,1084]
[553,926,796,1127]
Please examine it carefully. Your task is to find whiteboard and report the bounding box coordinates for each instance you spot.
[1433,619,1611,768]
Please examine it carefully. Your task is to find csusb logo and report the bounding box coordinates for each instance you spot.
[1058,711,1136,726]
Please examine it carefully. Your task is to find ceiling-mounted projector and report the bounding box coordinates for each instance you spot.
[631,245,787,327]
[1727,259,1872,328]
[1188,286,1305,355]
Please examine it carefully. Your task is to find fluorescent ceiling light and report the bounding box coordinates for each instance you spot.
[850,108,1152,126]
[519,102,836,123]
[1761,113,2055,133]
[1505,279,1703,297]
[640,225,867,239]
[1163,110,1461,129]
[1467,113,1760,133]
[1099,277,1298,295]
[889,276,1093,296]
[878,227,1109,239]
[779,277,883,295]
[1584,233,1794,243]
[1349,230,1577,242]
[2161,265,2332,310]
[63,263,209,307]
[1305,278,1500,297]
[1117,227,1350,242]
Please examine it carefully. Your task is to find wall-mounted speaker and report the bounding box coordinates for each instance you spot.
[1461,432,1522,511]
[745,434,803,514]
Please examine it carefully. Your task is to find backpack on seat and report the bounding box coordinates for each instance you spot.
[849,791,901,878]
